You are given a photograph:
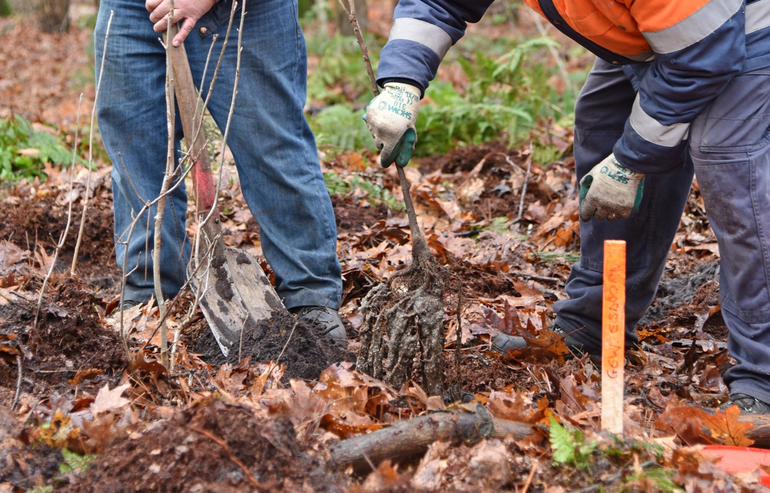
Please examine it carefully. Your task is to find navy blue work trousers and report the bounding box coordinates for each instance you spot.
[554,58,770,402]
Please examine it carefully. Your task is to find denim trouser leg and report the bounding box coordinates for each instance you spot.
[95,0,342,309]
[689,68,770,402]
[95,1,190,303]
[553,59,694,354]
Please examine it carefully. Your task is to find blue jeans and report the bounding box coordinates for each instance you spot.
[556,58,770,402]
[94,0,342,310]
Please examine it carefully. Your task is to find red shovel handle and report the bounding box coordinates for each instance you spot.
[169,27,217,214]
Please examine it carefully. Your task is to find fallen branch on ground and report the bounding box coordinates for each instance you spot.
[328,405,538,471]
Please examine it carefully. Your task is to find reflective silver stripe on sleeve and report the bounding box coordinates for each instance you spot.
[388,18,453,60]
[629,95,691,148]
[747,0,770,34]
[643,0,743,54]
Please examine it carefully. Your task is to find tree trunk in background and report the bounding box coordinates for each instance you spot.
[0,0,11,17]
[333,0,368,36]
[37,0,69,33]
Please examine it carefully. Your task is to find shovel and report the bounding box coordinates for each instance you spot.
[168,28,285,357]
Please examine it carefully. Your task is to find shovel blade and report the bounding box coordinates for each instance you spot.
[192,246,285,357]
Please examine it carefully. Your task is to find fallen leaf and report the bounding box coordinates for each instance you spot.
[701,406,755,447]
[90,383,131,416]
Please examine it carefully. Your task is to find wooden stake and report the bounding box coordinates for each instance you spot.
[602,240,626,434]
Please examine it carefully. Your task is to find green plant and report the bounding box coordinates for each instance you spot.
[533,251,580,264]
[28,486,54,493]
[416,36,582,157]
[323,170,349,196]
[0,115,84,181]
[532,143,564,166]
[549,415,597,470]
[59,448,97,474]
[349,175,403,211]
[323,171,403,211]
[624,467,683,492]
[305,34,382,106]
[309,105,375,155]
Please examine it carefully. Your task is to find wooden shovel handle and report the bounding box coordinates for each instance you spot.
[168,26,217,215]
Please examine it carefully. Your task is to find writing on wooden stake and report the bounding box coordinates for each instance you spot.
[602,240,626,435]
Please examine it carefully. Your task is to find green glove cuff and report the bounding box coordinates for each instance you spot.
[380,128,416,168]
[631,175,645,215]
[579,175,593,201]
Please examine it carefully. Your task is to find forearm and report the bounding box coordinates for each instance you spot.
[376,0,495,94]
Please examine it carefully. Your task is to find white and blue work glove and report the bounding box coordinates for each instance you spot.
[363,83,421,168]
[579,154,645,221]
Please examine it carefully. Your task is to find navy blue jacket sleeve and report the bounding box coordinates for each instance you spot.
[376,0,495,94]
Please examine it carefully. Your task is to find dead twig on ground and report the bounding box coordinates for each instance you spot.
[12,354,22,411]
[516,143,533,222]
[328,405,537,471]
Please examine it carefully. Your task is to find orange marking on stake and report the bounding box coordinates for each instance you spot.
[602,240,626,434]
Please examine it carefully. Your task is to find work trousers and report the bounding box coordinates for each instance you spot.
[94,0,342,310]
[554,58,770,402]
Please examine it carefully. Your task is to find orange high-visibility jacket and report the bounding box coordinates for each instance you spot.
[377,0,770,173]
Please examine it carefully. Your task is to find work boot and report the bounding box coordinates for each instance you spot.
[491,325,601,362]
[719,393,770,415]
[293,306,348,346]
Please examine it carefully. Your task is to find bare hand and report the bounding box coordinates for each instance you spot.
[146,0,217,46]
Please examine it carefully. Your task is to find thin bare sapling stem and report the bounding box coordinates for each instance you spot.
[154,1,178,368]
[335,0,433,266]
[72,10,113,274]
[33,95,84,328]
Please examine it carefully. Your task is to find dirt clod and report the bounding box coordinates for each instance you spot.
[194,311,353,381]
[62,398,346,493]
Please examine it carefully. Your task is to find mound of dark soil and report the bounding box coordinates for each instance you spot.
[0,195,120,296]
[62,398,346,493]
[0,276,127,392]
[194,311,353,381]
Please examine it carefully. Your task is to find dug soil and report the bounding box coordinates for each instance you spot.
[193,311,354,382]
[61,398,347,493]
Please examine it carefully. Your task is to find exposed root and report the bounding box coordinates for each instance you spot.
[358,253,448,396]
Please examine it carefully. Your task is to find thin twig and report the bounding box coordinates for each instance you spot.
[190,426,263,489]
[335,0,378,96]
[521,459,538,493]
[154,1,178,368]
[72,10,113,274]
[33,94,84,328]
[12,354,22,411]
[275,319,300,365]
[338,0,434,265]
[516,142,533,222]
[527,9,573,96]
[454,274,463,400]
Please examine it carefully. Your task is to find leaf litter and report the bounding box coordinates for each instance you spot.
[0,8,764,493]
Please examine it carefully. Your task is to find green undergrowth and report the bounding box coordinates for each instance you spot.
[324,171,403,211]
[549,416,682,491]
[301,6,590,162]
[0,115,87,182]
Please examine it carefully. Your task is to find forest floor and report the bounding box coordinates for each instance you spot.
[0,4,765,493]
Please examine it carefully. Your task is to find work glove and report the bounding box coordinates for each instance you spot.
[579,154,645,222]
[146,0,217,46]
[363,82,421,168]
